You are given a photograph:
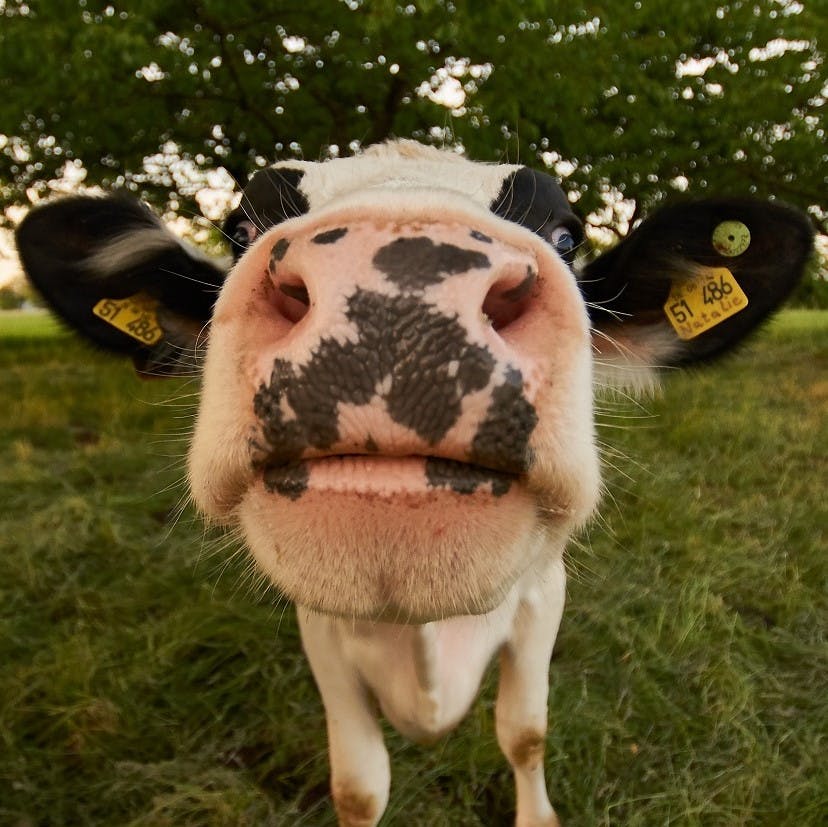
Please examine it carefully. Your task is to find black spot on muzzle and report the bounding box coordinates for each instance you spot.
[425,458,513,497]
[372,236,490,290]
[269,238,290,272]
[471,367,537,473]
[312,227,349,245]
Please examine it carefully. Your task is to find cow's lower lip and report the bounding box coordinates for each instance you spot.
[260,454,519,498]
[241,454,542,621]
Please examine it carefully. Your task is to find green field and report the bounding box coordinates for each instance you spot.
[1,310,826,826]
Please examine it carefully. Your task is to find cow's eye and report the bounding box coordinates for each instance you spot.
[549,226,578,264]
[230,220,258,256]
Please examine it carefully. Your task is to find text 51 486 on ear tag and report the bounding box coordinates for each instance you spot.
[92,294,164,345]
[664,267,749,340]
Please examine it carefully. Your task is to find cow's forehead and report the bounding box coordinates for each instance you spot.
[228,140,580,258]
[280,141,521,210]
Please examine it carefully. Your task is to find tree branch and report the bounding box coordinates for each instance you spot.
[364,72,409,146]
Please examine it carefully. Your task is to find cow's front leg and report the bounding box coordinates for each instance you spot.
[297,608,391,827]
[495,558,567,827]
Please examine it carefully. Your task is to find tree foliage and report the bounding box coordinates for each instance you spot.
[0,0,825,233]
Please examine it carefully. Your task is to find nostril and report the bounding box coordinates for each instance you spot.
[274,277,310,324]
[482,264,537,332]
[279,282,310,305]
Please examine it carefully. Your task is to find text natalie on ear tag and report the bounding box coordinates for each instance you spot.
[664,267,749,340]
[92,293,164,345]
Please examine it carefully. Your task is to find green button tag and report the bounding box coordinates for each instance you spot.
[712,220,751,257]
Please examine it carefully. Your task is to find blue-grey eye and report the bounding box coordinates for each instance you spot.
[550,226,578,264]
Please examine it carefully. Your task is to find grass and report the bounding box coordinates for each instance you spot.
[1,309,825,826]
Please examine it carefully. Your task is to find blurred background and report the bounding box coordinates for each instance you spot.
[0,0,826,304]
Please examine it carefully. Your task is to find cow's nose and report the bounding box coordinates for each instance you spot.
[480,257,538,332]
[267,237,312,325]
[262,220,540,341]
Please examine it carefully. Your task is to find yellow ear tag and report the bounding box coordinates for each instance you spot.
[664,267,749,340]
[712,220,751,257]
[92,293,164,345]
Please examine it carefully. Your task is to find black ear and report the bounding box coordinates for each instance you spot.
[581,198,814,378]
[15,195,229,376]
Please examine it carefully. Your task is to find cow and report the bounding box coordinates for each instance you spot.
[15,140,814,826]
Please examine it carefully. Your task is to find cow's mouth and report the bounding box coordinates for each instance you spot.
[236,449,582,621]
[259,454,520,500]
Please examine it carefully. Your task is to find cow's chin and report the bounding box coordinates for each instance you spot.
[237,464,564,623]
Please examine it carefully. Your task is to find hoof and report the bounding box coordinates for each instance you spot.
[333,785,381,827]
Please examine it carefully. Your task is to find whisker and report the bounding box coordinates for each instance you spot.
[158,266,227,290]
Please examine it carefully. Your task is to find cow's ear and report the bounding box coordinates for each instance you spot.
[580,198,814,389]
[15,195,229,376]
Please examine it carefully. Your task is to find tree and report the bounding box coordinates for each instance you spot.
[0,0,825,236]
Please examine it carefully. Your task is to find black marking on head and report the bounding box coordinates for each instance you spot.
[269,238,290,271]
[425,458,513,497]
[470,367,538,474]
[263,461,309,500]
[365,435,378,452]
[253,288,501,495]
[224,167,309,260]
[372,237,491,291]
[471,230,493,244]
[313,227,349,245]
[491,167,583,255]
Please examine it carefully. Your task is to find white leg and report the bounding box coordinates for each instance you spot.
[298,608,391,827]
[495,559,567,827]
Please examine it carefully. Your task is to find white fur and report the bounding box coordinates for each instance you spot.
[85,224,230,279]
[280,139,520,214]
[591,322,677,394]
